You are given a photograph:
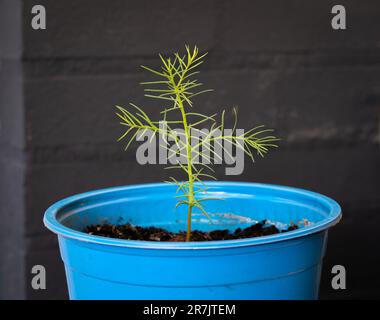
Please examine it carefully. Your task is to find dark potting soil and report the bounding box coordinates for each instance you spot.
[84,220,299,242]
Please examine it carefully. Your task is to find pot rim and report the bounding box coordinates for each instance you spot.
[43,181,342,250]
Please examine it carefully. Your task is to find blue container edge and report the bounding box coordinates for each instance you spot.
[43,181,342,250]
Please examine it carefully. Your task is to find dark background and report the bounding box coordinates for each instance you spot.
[0,0,379,299]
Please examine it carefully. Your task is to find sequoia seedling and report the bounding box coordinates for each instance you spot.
[116,46,278,241]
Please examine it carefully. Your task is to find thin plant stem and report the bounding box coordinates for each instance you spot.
[177,95,194,241]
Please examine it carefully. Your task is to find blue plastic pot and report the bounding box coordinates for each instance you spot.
[44,181,341,300]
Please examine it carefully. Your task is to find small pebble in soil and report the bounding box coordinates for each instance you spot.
[84,220,301,242]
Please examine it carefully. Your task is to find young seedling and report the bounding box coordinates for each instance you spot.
[116,46,278,241]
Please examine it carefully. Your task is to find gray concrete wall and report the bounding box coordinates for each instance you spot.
[0,0,26,299]
[0,0,379,299]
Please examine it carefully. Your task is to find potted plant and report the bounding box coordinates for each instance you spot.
[44,46,341,300]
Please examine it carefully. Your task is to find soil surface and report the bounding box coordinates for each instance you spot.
[84,220,299,242]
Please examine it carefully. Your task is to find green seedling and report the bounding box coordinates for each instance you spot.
[116,46,278,241]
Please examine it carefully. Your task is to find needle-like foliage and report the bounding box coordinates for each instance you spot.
[116,46,278,241]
